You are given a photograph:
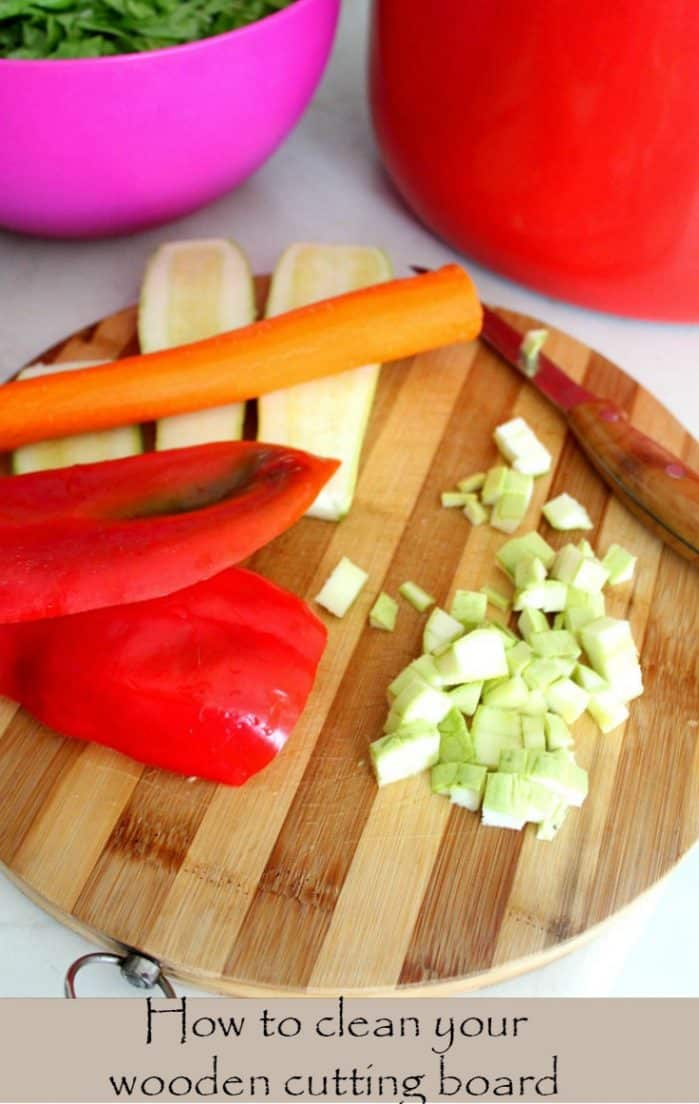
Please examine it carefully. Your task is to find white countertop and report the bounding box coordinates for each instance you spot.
[0,0,697,999]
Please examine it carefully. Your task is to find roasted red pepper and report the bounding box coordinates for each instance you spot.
[0,567,326,786]
[0,441,338,622]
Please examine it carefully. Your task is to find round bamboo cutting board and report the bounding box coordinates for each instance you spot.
[0,285,697,996]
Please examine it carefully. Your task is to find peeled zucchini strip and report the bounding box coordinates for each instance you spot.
[258,243,393,521]
[12,360,142,474]
[138,239,254,449]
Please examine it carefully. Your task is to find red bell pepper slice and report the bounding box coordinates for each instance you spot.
[0,441,338,622]
[0,566,326,786]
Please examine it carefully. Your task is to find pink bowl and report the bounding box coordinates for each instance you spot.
[0,0,340,238]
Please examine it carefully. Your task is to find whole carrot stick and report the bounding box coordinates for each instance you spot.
[0,265,481,450]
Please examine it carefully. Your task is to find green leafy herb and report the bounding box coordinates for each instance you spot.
[0,0,297,58]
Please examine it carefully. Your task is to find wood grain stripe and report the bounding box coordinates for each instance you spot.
[74,769,217,943]
[11,745,142,911]
[0,717,83,863]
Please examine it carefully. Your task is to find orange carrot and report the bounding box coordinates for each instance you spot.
[0,264,481,450]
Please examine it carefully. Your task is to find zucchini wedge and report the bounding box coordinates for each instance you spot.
[138,238,255,449]
[12,360,142,474]
[258,243,393,520]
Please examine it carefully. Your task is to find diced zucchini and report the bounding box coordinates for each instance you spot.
[506,640,532,676]
[447,681,483,716]
[258,243,393,519]
[463,496,489,526]
[524,780,563,824]
[450,589,488,626]
[523,656,576,690]
[449,763,488,810]
[441,491,471,508]
[473,706,523,740]
[586,688,630,733]
[490,484,534,534]
[514,555,548,589]
[519,329,549,374]
[517,607,549,643]
[388,667,424,701]
[528,751,588,806]
[520,689,548,716]
[551,544,608,591]
[481,772,530,829]
[383,708,404,734]
[472,706,522,767]
[139,239,254,449]
[544,711,575,750]
[498,747,537,774]
[431,761,460,794]
[408,654,446,687]
[369,592,398,631]
[482,675,529,710]
[422,607,464,654]
[399,580,436,612]
[438,708,474,763]
[579,617,636,672]
[497,532,556,577]
[566,586,606,615]
[521,714,546,749]
[12,361,141,473]
[370,722,441,786]
[482,620,519,648]
[392,681,453,725]
[481,585,511,612]
[602,544,637,585]
[493,416,552,476]
[598,652,644,702]
[529,630,582,659]
[435,628,509,685]
[481,465,510,505]
[513,580,567,612]
[545,678,589,724]
[315,556,368,617]
[563,607,597,634]
[542,492,594,531]
[457,472,486,494]
[481,467,534,533]
[572,663,607,692]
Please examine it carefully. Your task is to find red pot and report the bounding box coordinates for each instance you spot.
[369,0,699,320]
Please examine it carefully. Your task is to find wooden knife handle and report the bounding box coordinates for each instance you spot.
[567,398,699,563]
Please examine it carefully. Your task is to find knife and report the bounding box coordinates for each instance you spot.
[412,266,699,563]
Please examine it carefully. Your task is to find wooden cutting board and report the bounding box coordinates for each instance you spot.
[0,283,697,996]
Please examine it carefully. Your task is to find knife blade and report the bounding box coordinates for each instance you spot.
[411,265,699,563]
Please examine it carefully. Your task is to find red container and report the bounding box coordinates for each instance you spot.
[370,0,699,320]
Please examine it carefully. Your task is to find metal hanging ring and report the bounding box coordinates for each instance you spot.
[64,951,177,998]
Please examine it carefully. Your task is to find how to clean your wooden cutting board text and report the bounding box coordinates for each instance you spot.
[1,997,695,1103]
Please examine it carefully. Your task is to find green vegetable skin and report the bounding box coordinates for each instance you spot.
[0,0,296,58]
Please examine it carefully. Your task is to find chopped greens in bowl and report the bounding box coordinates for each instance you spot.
[0,0,298,59]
